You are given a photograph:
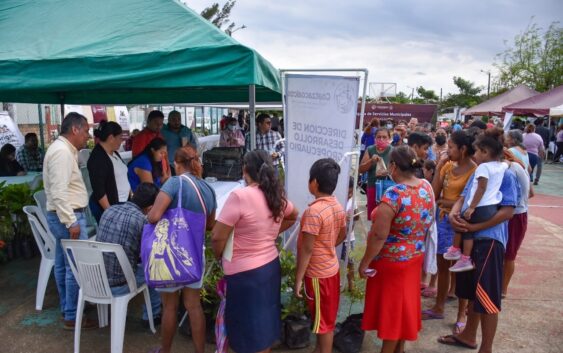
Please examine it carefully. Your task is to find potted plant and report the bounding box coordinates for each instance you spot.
[2,183,38,259]
[0,182,16,260]
[333,276,365,353]
[0,215,15,261]
[181,234,223,344]
[280,248,311,349]
[200,245,224,344]
[0,239,7,263]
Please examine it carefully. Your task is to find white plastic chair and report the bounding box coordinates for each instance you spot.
[77,149,91,168]
[35,189,97,240]
[61,239,155,353]
[33,190,49,228]
[79,166,98,238]
[23,205,56,311]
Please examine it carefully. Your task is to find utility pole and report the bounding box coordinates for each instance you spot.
[481,70,491,99]
[487,72,491,99]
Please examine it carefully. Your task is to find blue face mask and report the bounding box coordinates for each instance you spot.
[392,133,400,144]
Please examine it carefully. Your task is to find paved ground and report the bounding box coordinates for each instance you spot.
[1,163,562,353]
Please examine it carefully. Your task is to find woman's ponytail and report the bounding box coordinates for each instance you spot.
[244,150,287,222]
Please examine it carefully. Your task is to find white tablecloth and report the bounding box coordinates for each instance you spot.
[208,180,245,218]
[0,172,42,188]
[198,134,220,155]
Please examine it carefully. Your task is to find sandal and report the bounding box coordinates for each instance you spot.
[437,334,478,349]
[422,309,444,320]
[452,321,466,334]
[421,287,437,298]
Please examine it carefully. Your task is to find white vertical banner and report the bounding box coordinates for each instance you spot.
[114,106,130,131]
[64,105,84,115]
[0,111,25,149]
[503,111,513,131]
[284,74,360,232]
[186,107,195,128]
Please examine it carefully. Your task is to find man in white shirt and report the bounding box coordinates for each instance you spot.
[44,112,97,330]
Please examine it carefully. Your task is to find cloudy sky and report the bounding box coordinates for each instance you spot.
[184,0,561,96]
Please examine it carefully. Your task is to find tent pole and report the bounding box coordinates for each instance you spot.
[60,103,65,118]
[37,104,45,151]
[249,85,256,150]
[547,116,552,161]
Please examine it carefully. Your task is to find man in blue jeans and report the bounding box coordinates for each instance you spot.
[43,112,97,330]
[96,182,162,325]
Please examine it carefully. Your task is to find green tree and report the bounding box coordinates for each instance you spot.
[200,0,241,35]
[413,86,439,103]
[387,92,411,104]
[442,76,483,108]
[493,21,563,92]
[362,92,411,103]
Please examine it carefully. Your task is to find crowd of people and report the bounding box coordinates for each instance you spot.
[39,109,286,353]
[356,116,539,353]
[30,107,559,353]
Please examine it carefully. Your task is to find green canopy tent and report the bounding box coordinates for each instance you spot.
[0,0,281,104]
[0,0,281,148]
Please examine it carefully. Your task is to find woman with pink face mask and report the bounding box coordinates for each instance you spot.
[359,128,393,220]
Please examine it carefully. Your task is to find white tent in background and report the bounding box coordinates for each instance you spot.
[549,103,563,117]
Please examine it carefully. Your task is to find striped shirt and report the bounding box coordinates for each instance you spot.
[299,196,346,278]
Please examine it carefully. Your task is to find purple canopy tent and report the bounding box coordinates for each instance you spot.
[502,85,563,160]
[502,85,563,116]
[462,85,538,116]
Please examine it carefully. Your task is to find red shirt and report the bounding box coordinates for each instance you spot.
[131,129,163,157]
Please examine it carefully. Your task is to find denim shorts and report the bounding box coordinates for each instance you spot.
[155,275,204,293]
[155,253,205,293]
[437,214,455,255]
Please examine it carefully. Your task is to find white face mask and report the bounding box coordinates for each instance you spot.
[228,125,236,131]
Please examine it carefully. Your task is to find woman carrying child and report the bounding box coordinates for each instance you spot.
[423,130,476,334]
[444,128,507,272]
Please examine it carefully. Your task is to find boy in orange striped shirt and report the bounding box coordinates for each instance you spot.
[295,158,347,353]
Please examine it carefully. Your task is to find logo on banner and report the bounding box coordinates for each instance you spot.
[335,82,355,113]
[287,89,331,107]
[0,112,24,148]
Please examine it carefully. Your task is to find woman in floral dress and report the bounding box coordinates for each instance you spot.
[359,145,436,353]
